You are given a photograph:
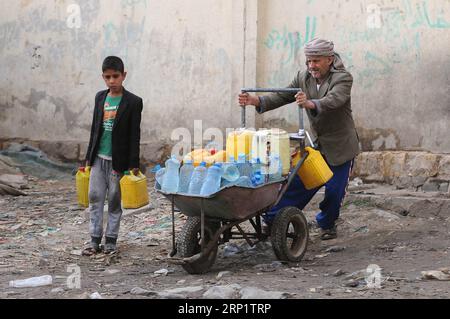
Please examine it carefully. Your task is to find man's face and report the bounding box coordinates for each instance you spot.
[306,56,334,80]
[102,69,126,92]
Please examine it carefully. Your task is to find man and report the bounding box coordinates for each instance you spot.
[238,38,359,240]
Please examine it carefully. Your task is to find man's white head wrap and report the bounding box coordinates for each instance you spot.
[304,38,335,56]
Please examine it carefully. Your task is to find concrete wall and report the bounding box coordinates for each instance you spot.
[0,0,449,164]
[257,0,450,153]
[0,0,258,162]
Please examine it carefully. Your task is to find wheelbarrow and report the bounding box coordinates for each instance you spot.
[157,88,316,274]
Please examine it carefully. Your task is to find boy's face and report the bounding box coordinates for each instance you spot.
[102,69,127,93]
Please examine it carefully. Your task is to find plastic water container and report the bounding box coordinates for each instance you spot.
[222,163,240,183]
[293,147,334,190]
[205,141,220,154]
[154,166,165,188]
[251,172,263,186]
[183,149,227,167]
[235,176,253,187]
[9,275,53,288]
[188,162,208,195]
[269,154,283,181]
[251,128,290,175]
[226,129,255,162]
[221,160,240,187]
[200,163,222,196]
[184,149,210,167]
[203,150,227,167]
[260,158,270,184]
[76,167,90,208]
[120,170,150,209]
[237,153,252,178]
[251,158,263,186]
[178,160,194,193]
[162,156,181,193]
[207,150,226,165]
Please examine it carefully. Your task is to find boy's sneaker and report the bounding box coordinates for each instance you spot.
[104,237,117,254]
[82,237,102,256]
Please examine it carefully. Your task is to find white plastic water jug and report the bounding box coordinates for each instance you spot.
[251,128,290,175]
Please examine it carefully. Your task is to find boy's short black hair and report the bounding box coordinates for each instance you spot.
[102,56,125,73]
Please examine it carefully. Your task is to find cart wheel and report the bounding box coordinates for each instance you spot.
[177,216,219,274]
[271,207,308,262]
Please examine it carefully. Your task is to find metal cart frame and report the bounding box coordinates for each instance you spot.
[158,88,315,274]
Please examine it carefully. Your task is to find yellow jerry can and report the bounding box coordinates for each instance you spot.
[203,150,227,166]
[292,147,334,190]
[183,149,210,166]
[226,129,255,161]
[120,170,149,209]
[183,149,226,167]
[76,166,90,208]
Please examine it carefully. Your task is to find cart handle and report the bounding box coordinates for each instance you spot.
[240,88,302,128]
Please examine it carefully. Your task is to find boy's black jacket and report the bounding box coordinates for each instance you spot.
[86,88,143,172]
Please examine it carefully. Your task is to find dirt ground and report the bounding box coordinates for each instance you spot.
[1,176,450,299]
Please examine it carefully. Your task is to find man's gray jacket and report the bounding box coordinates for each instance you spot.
[258,53,360,166]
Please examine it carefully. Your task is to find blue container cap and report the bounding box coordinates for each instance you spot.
[150,164,162,173]
[200,162,207,167]
[238,153,246,162]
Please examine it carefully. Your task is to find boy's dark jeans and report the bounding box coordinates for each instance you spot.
[88,157,123,241]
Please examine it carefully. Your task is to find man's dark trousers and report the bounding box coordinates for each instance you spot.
[265,159,354,230]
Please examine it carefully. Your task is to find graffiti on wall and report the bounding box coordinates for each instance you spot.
[407,0,450,29]
[102,0,149,60]
[264,17,317,86]
[264,16,317,65]
[121,0,149,8]
[264,0,449,88]
[348,0,449,88]
[103,17,146,61]
[0,22,20,55]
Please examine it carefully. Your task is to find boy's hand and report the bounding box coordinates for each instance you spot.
[131,168,140,176]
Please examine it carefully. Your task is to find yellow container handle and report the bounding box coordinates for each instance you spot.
[129,170,144,178]
[291,147,313,161]
[304,146,314,154]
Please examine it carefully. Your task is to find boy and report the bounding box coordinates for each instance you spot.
[83,56,143,255]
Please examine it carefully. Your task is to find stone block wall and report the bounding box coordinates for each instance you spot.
[353,151,450,192]
[1,139,449,193]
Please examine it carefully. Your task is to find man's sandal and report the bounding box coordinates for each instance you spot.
[320,226,337,240]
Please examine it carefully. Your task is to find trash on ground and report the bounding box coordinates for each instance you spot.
[421,268,450,281]
[9,275,53,288]
[0,143,75,180]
